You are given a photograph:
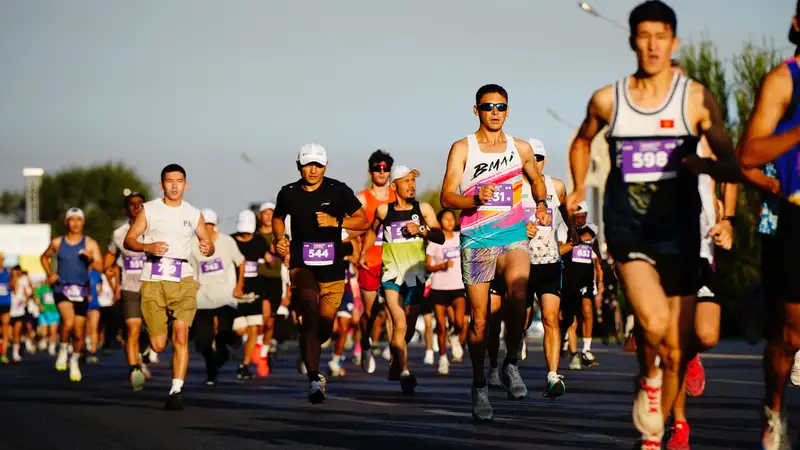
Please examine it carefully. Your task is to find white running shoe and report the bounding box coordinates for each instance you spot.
[633,370,664,436]
[328,359,346,377]
[382,346,391,361]
[25,338,36,354]
[361,350,376,374]
[488,367,503,388]
[38,339,48,352]
[449,335,464,362]
[437,357,449,375]
[48,342,56,356]
[432,338,439,353]
[423,349,434,366]
[296,357,307,375]
[12,347,21,362]
[148,351,160,364]
[55,349,68,371]
[69,359,82,382]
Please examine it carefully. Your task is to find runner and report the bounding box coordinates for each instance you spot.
[355,150,396,374]
[254,202,284,377]
[40,207,104,382]
[523,138,568,397]
[123,164,213,410]
[86,268,111,364]
[273,143,369,404]
[231,209,271,380]
[34,277,59,356]
[566,1,740,446]
[439,83,551,420]
[360,165,444,393]
[9,265,30,362]
[191,208,243,386]
[425,209,466,376]
[738,6,800,446]
[0,254,13,364]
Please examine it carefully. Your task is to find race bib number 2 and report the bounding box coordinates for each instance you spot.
[303,242,335,266]
[620,139,682,183]
[151,257,183,282]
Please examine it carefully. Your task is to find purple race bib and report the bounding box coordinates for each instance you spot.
[524,206,553,229]
[200,258,223,275]
[479,183,513,210]
[0,283,8,297]
[620,139,681,183]
[572,244,593,264]
[303,242,335,266]
[62,284,87,301]
[244,260,259,277]
[389,220,420,242]
[43,292,55,304]
[151,257,183,282]
[443,247,460,261]
[375,227,384,246]
[123,255,146,273]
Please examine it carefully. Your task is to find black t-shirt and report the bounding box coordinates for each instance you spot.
[231,233,270,293]
[274,177,362,283]
[562,225,596,288]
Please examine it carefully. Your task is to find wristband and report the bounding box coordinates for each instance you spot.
[473,194,482,206]
[721,216,736,226]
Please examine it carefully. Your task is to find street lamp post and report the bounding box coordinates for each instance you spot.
[577,0,627,31]
[22,168,44,224]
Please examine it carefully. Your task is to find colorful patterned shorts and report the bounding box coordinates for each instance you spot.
[461,240,529,285]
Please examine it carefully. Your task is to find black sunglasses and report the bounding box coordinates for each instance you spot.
[535,155,545,162]
[371,165,391,173]
[477,103,508,112]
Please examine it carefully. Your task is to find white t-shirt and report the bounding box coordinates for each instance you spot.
[109,222,146,293]
[10,276,29,318]
[192,233,244,310]
[140,199,201,282]
[98,274,115,307]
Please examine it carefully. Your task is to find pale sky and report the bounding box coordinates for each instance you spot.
[0,0,794,232]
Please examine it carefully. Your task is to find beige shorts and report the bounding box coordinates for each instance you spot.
[290,268,346,310]
[233,314,263,330]
[140,278,199,337]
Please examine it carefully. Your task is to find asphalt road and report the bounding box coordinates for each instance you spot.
[0,339,793,449]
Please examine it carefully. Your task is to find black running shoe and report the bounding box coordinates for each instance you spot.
[237,364,254,380]
[400,373,417,394]
[581,351,599,368]
[165,391,184,411]
[542,376,566,399]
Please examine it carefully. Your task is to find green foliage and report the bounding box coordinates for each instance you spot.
[2,163,152,249]
[0,191,25,223]
[678,39,783,336]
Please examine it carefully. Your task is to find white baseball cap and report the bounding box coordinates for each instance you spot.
[258,202,276,213]
[201,208,218,225]
[389,165,420,183]
[65,208,84,220]
[297,143,328,166]
[529,138,547,158]
[576,201,589,214]
[236,209,257,233]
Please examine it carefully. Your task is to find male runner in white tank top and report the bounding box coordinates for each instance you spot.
[440,84,551,421]
[566,2,740,446]
[124,164,215,411]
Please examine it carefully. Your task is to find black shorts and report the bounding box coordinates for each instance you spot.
[489,277,506,297]
[761,234,781,305]
[608,243,700,298]
[260,278,283,313]
[528,262,562,305]
[54,293,89,317]
[0,305,9,316]
[775,201,800,303]
[429,289,466,306]
[236,299,263,318]
[10,315,26,326]
[696,257,719,304]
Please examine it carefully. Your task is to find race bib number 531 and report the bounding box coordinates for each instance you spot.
[478,183,513,211]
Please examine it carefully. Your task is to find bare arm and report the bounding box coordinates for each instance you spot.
[721,182,738,218]
[85,238,104,272]
[124,211,149,253]
[342,208,370,231]
[517,139,547,202]
[738,66,798,167]
[570,87,612,199]
[690,84,741,182]
[347,193,370,238]
[425,254,448,273]
[272,216,286,240]
[440,140,479,210]
[194,215,215,256]
[553,178,567,205]
[40,237,61,281]
[418,202,445,245]
[359,205,385,260]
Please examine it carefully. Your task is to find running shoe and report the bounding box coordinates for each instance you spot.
[437,357,449,375]
[328,359,346,377]
[501,363,528,400]
[471,385,493,422]
[488,367,503,389]
[761,406,789,450]
[581,350,599,368]
[449,334,464,362]
[400,371,417,394]
[257,355,270,378]
[423,350,434,366]
[633,370,663,436]
[55,349,68,371]
[790,352,800,386]
[360,350,376,374]
[569,353,582,370]
[666,420,690,450]
[308,380,326,404]
[131,368,146,392]
[165,391,184,411]
[69,359,82,382]
[685,355,706,397]
[543,375,565,399]
[237,364,254,380]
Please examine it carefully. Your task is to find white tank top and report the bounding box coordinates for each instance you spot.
[523,175,563,264]
[140,199,201,282]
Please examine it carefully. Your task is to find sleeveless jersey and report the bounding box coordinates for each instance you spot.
[459,133,527,249]
[380,201,426,287]
[57,235,89,286]
[697,142,716,264]
[774,59,800,206]
[0,269,9,306]
[140,199,201,282]
[361,188,396,268]
[523,175,563,265]
[604,73,701,255]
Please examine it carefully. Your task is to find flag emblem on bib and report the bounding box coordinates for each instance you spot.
[660,119,674,129]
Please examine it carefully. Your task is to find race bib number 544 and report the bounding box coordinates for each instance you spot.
[303,242,335,266]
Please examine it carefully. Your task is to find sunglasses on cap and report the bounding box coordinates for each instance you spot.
[535,154,545,162]
[477,103,508,112]
[371,165,391,173]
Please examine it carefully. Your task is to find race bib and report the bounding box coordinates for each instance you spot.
[375,227,384,246]
[0,283,7,297]
[62,284,87,302]
[389,220,420,242]
[524,206,553,230]
[200,258,223,275]
[43,292,55,305]
[303,242,335,266]
[151,257,183,282]
[443,247,460,262]
[620,139,681,183]
[123,255,146,273]
[244,260,259,278]
[479,183,513,211]
[572,244,593,264]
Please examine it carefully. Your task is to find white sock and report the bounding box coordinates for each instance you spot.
[256,335,264,345]
[70,353,80,363]
[170,379,184,395]
[60,342,69,352]
[260,344,270,358]
[583,337,592,352]
[547,371,559,382]
[332,354,341,363]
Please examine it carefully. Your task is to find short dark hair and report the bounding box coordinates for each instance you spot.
[368,150,393,169]
[790,1,800,45]
[124,192,146,208]
[629,1,677,36]
[475,84,508,106]
[160,164,186,182]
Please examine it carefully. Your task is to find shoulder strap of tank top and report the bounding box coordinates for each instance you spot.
[80,235,86,246]
[679,75,694,134]
[784,60,800,121]
[467,134,479,152]
[504,134,515,153]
